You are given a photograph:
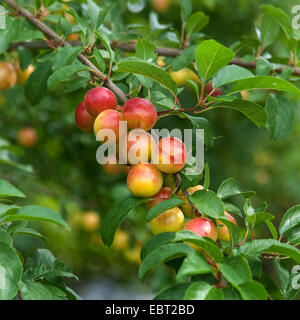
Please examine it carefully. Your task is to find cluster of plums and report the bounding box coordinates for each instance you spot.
[75,86,236,242]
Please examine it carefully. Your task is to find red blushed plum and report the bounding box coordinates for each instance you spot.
[84,87,117,117]
[127,163,163,197]
[120,129,154,165]
[149,207,185,235]
[75,101,95,133]
[217,211,237,241]
[184,217,218,242]
[94,109,122,143]
[205,82,223,97]
[146,187,173,211]
[154,137,187,173]
[17,127,38,148]
[122,98,157,131]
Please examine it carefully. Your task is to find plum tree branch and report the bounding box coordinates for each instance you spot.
[3,0,128,103]
[8,41,300,77]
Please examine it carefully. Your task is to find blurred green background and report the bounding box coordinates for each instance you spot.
[0,0,299,298]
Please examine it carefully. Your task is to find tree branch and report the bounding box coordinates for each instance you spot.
[3,0,128,103]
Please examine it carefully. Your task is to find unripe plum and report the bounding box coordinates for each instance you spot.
[184,217,218,242]
[0,62,17,90]
[84,87,117,117]
[75,101,95,133]
[205,82,223,97]
[146,187,173,211]
[154,137,187,173]
[169,68,200,86]
[112,230,130,250]
[150,207,185,235]
[81,211,100,232]
[127,163,163,197]
[94,109,122,142]
[217,211,237,241]
[13,62,34,85]
[120,129,154,165]
[122,98,157,131]
[17,127,37,148]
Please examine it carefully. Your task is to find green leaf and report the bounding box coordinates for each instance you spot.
[25,60,52,105]
[188,190,224,219]
[265,220,278,240]
[154,283,191,300]
[237,239,300,263]
[261,4,293,39]
[212,65,254,88]
[217,217,241,247]
[48,63,89,89]
[256,57,274,76]
[236,281,268,300]
[223,202,243,217]
[184,281,224,300]
[147,197,184,222]
[52,46,83,71]
[136,38,157,62]
[177,252,212,278]
[0,229,12,245]
[217,178,255,199]
[17,46,33,70]
[219,256,251,286]
[101,197,148,246]
[279,205,300,236]
[94,30,115,61]
[266,94,294,141]
[19,281,52,300]
[213,100,267,128]
[172,46,197,72]
[3,205,70,230]
[222,287,242,300]
[287,226,300,245]
[186,11,209,35]
[228,76,300,96]
[117,58,177,94]
[138,243,193,280]
[93,49,106,72]
[140,232,175,261]
[203,163,210,190]
[0,242,23,300]
[173,230,223,262]
[195,40,235,79]
[13,228,47,243]
[0,179,25,198]
[246,212,274,229]
[260,14,280,48]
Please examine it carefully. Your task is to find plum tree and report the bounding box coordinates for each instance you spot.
[154,137,187,173]
[84,87,117,117]
[0,62,17,90]
[75,101,95,133]
[120,129,154,165]
[205,82,223,97]
[184,217,218,242]
[149,207,185,234]
[94,109,123,142]
[178,185,204,218]
[17,127,37,148]
[146,187,173,211]
[217,211,237,241]
[127,163,163,197]
[122,97,157,131]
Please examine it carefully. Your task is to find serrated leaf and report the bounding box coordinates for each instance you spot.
[196,40,235,79]
[188,190,224,219]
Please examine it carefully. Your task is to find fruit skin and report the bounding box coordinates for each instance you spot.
[75,101,95,133]
[120,129,154,165]
[0,62,17,90]
[17,127,37,148]
[150,207,185,235]
[178,185,204,218]
[146,187,173,211]
[81,211,100,232]
[217,211,237,241]
[112,230,130,250]
[84,87,117,117]
[94,109,122,142]
[12,62,34,85]
[122,98,157,131]
[152,0,171,13]
[184,217,218,242]
[102,155,122,175]
[169,68,200,86]
[127,163,163,197]
[154,137,187,173]
[205,82,223,97]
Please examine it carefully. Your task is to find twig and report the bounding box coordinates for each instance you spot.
[3,0,128,103]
